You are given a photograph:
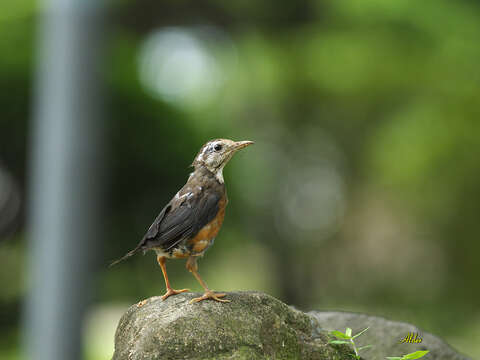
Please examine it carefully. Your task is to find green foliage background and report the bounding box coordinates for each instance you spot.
[1,0,479,358]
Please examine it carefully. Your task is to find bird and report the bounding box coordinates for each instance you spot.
[111,139,254,303]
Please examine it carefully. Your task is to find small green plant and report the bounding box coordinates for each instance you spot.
[386,350,430,360]
[329,327,372,359]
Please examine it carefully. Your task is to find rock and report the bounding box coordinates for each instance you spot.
[112,291,469,360]
[310,311,470,360]
[112,291,353,360]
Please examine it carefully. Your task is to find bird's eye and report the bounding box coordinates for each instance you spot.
[214,144,222,151]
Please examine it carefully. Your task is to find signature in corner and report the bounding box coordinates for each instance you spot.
[399,332,423,344]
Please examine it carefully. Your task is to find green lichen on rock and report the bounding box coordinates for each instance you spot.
[112,291,352,360]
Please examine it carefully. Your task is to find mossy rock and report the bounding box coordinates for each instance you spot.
[112,291,352,360]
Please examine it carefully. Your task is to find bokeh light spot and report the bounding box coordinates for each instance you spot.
[138,27,227,107]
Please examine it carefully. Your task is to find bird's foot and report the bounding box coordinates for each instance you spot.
[190,291,230,303]
[161,288,190,301]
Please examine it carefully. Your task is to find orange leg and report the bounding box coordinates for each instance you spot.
[158,255,189,300]
[186,256,230,303]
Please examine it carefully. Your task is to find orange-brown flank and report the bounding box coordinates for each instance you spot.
[187,195,227,255]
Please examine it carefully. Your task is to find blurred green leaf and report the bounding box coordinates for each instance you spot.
[330,330,351,339]
[357,345,373,351]
[329,340,350,345]
[351,327,369,339]
[403,350,430,359]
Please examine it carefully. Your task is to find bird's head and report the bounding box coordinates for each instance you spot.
[192,139,254,182]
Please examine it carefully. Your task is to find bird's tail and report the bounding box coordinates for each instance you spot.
[109,246,142,267]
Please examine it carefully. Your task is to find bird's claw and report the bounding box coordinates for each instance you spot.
[161,288,190,301]
[190,291,230,303]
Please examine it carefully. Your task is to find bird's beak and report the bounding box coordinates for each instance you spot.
[233,140,254,151]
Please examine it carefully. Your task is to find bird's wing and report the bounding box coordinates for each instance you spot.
[141,189,222,251]
[108,203,171,266]
[109,187,221,266]
[142,203,171,242]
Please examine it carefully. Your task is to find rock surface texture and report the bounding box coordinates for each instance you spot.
[112,291,351,360]
[112,291,469,360]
